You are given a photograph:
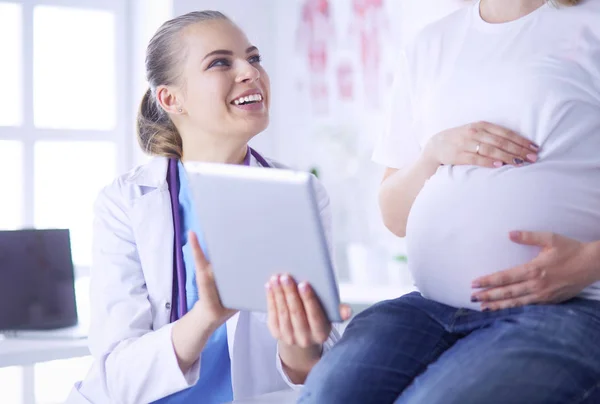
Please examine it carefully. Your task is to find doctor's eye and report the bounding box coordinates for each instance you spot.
[248,54,262,64]
[208,58,232,69]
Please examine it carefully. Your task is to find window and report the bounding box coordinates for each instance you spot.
[0,141,23,229]
[0,3,22,127]
[33,6,117,130]
[0,0,128,249]
[34,141,117,266]
[0,0,128,402]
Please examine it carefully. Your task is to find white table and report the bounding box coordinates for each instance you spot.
[0,335,90,404]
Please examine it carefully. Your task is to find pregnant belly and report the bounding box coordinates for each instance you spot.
[405,163,600,310]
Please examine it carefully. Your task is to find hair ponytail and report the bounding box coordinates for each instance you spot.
[136,88,183,159]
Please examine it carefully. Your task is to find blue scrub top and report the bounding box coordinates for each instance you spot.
[153,161,233,404]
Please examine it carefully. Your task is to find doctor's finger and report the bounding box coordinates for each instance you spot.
[339,304,352,321]
[189,231,210,270]
[195,268,222,307]
[265,284,281,339]
[270,275,295,345]
[280,275,311,347]
[189,232,221,301]
[298,282,330,344]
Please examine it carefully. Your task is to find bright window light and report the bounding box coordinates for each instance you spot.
[34,141,117,266]
[33,6,116,130]
[0,140,23,229]
[0,3,23,127]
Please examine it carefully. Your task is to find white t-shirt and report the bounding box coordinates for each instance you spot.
[373,0,600,309]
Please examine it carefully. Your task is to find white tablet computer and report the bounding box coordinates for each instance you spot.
[184,162,342,323]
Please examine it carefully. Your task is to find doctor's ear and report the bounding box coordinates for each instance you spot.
[156,85,185,115]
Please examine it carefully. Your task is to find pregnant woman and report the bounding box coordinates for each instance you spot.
[298,0,600,403]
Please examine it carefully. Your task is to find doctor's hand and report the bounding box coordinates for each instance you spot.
[423,121,539,168]
[471,231,600,311]
[266,274,351,384]
[171,232,238,374]
[189,231,237,329]
[266,274,351,347]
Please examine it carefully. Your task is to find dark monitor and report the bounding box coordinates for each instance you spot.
[0,229,78,331]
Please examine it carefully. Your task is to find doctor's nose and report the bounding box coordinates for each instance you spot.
[236,64,260,83]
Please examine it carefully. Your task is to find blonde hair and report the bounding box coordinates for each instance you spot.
[137,11,230,159]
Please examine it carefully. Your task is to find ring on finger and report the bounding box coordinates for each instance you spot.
[475,142,481,155]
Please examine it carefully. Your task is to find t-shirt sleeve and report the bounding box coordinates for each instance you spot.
[372,50,422,169]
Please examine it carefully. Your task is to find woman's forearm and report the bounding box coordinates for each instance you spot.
[171,304,219,373]
[378,154,440,237]
[278,341,323,384]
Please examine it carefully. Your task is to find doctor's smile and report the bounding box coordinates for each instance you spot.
[230,87,265,110]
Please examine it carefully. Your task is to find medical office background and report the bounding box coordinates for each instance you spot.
[0,0,465,402]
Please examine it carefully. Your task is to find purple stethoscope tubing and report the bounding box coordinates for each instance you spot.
[167,148,271,322]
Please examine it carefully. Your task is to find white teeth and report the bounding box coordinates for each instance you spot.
[233,93,263,105]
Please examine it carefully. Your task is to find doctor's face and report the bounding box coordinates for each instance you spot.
[177,20,270,142]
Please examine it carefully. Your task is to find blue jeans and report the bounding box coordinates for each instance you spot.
[298,292,600,404]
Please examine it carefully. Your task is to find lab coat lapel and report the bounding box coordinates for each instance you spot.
[128,158,175,326]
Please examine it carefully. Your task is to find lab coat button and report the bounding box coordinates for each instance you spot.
[165,302,171,310]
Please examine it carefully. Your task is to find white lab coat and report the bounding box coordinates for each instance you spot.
[66,155,341,404]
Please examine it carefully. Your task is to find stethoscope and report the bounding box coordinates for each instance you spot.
[166,147,271,322]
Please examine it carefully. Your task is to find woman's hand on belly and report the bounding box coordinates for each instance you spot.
[471,231,600,310]
[423,121,539,168]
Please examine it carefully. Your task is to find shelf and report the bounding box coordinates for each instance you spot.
[0,337,89,368]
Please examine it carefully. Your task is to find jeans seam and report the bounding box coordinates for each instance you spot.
[403,295,459,331]
[570,378,600,404]
[448,309,469,331]
[406,329,458,389]
[390,296,460,392]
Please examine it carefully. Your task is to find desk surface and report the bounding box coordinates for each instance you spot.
[0,336,90,368]
[228,390,300,404]
[1,337,299,403]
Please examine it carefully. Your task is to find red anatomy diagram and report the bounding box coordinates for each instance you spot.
[349,0,388,109]
[296,0,335,115]
[296,0,389,113]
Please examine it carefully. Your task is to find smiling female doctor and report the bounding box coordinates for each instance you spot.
[67,10,350,404]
